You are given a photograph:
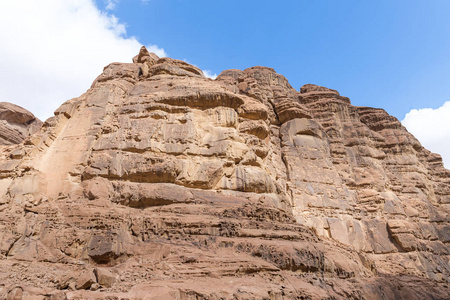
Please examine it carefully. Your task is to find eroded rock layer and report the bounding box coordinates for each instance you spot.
[0,47,448,299]
[0,102,41,145]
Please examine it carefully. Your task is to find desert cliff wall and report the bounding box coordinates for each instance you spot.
[0,47,448,299]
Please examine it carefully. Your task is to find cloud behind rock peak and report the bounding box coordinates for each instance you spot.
[0,0,165,120]
[402,101,450,168]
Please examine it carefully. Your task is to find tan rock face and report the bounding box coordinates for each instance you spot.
[0,102,42,145]
[0,47,448,299]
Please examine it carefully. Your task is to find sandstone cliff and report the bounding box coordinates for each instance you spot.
[0,47,448,299]
[0,102,41,145]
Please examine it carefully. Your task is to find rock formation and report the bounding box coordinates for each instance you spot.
[0,46,448,299]
[0,102,41,145]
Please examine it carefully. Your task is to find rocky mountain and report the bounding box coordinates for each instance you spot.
[0,46,448,299]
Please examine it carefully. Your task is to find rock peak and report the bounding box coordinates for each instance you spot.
[0,102,41,145]
[132,45,159,64]
[300,83,340,95]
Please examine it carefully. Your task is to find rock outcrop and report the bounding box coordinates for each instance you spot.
[0,102,41,145]
[0,47,448,299]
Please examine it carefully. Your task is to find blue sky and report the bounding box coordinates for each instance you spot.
[0,0,449,167]
[95,0,450,120]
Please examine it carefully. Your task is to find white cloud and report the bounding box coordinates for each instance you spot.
[402,101,450,169]
[0,0,165,121]
[203,70,218,80]
[105,0,119,10]
[104,0,151,10]
[145,45,166,59]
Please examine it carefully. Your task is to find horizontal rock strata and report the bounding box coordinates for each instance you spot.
[0,46,448,299]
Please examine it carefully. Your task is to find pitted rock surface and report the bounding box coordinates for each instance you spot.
[0,47,448,299]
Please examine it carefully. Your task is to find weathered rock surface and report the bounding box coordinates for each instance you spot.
[0,102,42,145]
[0,46,448,299]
